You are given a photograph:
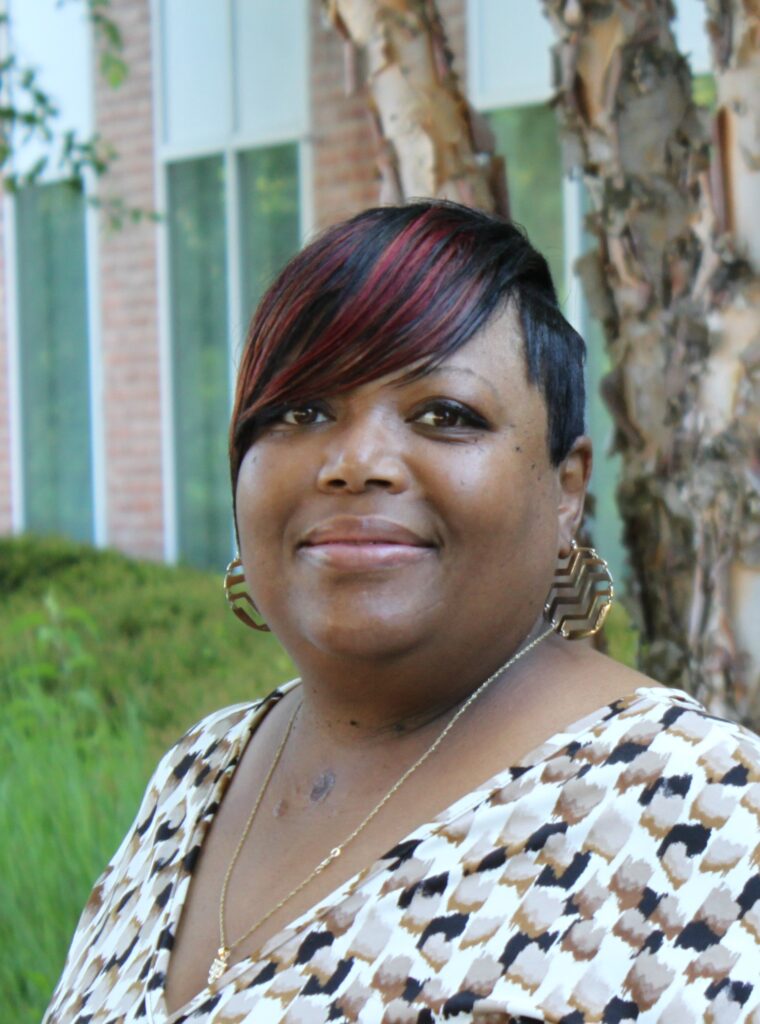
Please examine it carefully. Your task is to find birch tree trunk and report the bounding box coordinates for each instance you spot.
[697,0,760,722]
[323,0,507,214]
[542,0,760,724]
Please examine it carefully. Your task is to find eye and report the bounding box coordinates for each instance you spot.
[412,400,488,430]
[279,402,329,426]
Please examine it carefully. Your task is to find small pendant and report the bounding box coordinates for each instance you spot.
[208,946,230,985]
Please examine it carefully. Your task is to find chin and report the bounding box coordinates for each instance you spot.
[301,610,431,663]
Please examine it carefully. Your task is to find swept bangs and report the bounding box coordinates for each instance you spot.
[230,201,585,491]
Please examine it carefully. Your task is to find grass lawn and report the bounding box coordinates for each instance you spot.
[0,535,294,1023]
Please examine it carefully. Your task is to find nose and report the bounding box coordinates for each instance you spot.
[316,414,410,494]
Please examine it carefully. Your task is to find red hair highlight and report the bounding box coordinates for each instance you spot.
[229,200,585,495]
[230,205,498,489]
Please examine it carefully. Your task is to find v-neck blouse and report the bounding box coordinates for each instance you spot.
[43,684,760,1023]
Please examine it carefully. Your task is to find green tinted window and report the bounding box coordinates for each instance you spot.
[582,297,624,583]
[693,73,716,110]
[239,143,301,318]
[16,182,93,541]
[168,156,231,570]
[488,103,565,299]
[168,148,300,569]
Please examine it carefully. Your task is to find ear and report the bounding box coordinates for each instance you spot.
[556,436,592,556]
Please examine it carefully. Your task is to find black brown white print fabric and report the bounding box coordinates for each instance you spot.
[44,684,760,1023]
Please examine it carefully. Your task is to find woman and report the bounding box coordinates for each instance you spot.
[45,202,760,1023]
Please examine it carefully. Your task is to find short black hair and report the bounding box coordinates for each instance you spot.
[231,200,585,488]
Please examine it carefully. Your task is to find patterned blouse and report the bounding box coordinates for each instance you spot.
[44,683,760,1023]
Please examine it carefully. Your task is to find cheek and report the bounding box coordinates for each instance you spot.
[439,441,557,538]
[449,455,560,586]
[235,449,294,568]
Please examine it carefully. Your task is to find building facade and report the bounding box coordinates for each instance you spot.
[0,0,710,574]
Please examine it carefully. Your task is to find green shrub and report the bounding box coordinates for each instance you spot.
[0,535,295,747]
[603,599,639,668]
[0,535,294,1023]
[0,673,149,1017]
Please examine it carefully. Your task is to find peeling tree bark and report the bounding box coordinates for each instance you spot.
[323,0,507,213]
[697,0,760,723]
[706,1,760,267]
[543,0,760,725]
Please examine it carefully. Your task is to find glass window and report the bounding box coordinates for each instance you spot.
[167,156,230,570]
[159,0,308,151]
[487,102,565,299]
[234,0,308,141]
[160,0,230,148]
[239,143,301,318]
[15,181,94,541]
[582,301,624,583]
[167,147,301,570]
[468,0,553,110]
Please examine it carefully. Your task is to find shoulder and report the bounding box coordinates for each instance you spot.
[85,686,297,923]
[572,681,760,789]
[477,685,760,1017]
[88,694,278,889]
[606,679,760,761]
[144,681,299,814]
[566,684,760,891]
[154,700,260,788]
[558,645,760,770]
[42,684,297,1021]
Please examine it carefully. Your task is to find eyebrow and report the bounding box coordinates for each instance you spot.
[412,364,501,401]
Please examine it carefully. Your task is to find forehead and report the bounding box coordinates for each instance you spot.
[338,304,548,439]
[439,302,529,377]
[384,301,532,394]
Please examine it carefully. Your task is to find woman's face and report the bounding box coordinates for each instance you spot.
[235,304,590,666]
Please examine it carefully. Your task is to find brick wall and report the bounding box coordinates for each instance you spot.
[310,1,379,230]
[310,0,467,232]
[94,0,164,559]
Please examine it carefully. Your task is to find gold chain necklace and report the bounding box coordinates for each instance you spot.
[208,626,553,986]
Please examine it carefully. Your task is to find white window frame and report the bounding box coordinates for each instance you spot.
[466,0,584,330]
[151,0,313,563]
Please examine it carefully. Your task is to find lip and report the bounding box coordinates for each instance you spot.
[300,516,433,547]
[298,516,436,570]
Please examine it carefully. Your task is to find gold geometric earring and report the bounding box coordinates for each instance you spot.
[544,539,614,640]
[223,555,271,632]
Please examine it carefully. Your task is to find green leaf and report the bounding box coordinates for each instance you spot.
[100,53,128,88]
[26,156,49,182]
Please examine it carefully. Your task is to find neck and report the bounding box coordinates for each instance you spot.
[288,617,555,748]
